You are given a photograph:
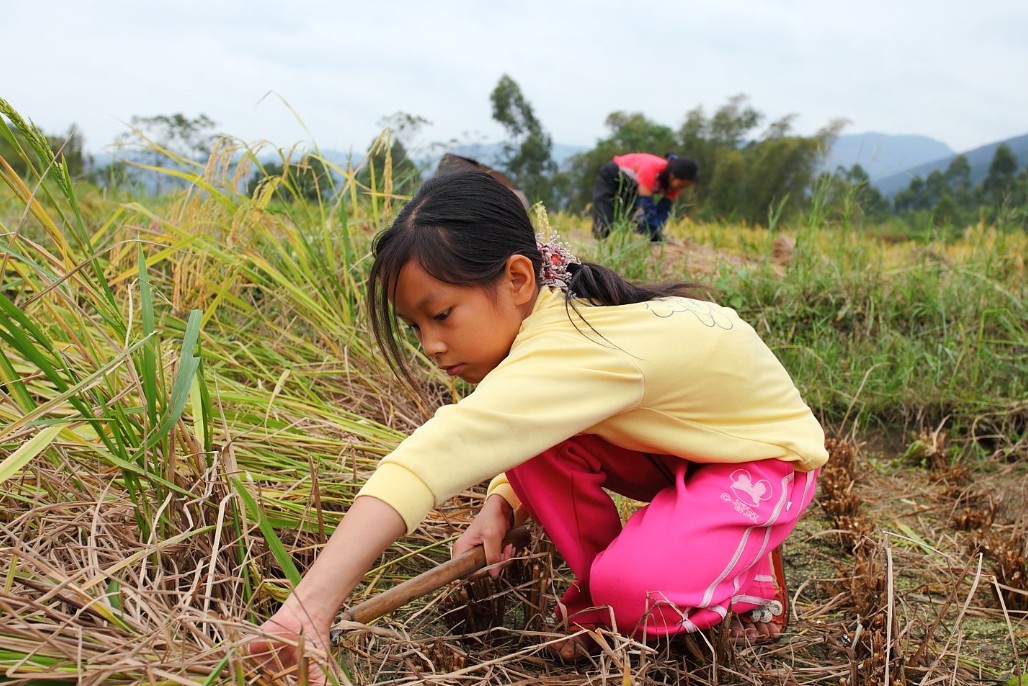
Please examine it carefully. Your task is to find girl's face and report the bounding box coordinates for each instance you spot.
[391,257,537,384]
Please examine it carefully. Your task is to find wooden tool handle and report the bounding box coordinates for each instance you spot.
[339,525,531,625]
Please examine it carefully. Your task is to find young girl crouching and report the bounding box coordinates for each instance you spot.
[249,169,827,677]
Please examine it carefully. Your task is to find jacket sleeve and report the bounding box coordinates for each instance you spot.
[356,332,645,533]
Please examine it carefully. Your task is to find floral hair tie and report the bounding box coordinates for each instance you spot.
[536,235,581,290]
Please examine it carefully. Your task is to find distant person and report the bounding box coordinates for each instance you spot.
[592,152,698,241]
[248,170,826,679]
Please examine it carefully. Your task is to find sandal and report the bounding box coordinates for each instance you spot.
[731,545,788,645]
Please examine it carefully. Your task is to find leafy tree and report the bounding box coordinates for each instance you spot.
[933,192,962,227]
[126,113,218,159]
[894,176,927,214]
[703,147,747,220]
[734,117,836,224]
[1003,168,1028,228]
[895,170,949,217]
[677,94,763,204]
[707,95,762,147]
[490,74,556,206]
[249,112,429,206]
[939,155,975,225]
[815,164,888,226]
[982,144,1019,204]
[93,159,137,192]
[923,170,948,207]
[115,113,217,194]
[358,112,427,199]
[247,160,287,199]
[46,125,89,178]
[893,152,1005,228]
[845,164,888,220]
[1,120,90,180]
[674,97,839,224]
[943,154,971,191]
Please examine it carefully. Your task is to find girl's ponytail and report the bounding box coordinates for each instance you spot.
[567,261,711,306]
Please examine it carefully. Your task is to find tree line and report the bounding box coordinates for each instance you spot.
[484,76,1026,230]
[888,144,1028,227]
[4,79,1026,230]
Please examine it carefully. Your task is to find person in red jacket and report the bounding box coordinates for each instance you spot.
[592,152,698,241]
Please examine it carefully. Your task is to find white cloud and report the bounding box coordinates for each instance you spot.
[5,0,1027,154]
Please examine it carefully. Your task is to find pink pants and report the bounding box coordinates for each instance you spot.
[506,435,819,638]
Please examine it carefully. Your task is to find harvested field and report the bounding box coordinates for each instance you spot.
[1,121,1025,684]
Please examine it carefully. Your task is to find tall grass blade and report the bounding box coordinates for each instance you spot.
[233,478,302,586]
[133,309,202,461]
[0,423,63,484]
[138,245,159,428]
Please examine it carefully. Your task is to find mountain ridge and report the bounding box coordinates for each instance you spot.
[870,133,1028,196]
[823,132,955,181]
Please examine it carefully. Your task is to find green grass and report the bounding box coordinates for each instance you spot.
[733,222,1025,441]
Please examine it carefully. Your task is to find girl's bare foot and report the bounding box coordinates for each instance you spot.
[729,614,785,643]
[731,545,788,645]
[544,621,601,663]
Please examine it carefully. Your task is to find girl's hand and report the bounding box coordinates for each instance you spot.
[244,496,406,684]
[452,494,515,578]
[246,600,334,685]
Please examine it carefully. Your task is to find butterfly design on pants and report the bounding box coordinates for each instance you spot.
[730,469,772,507]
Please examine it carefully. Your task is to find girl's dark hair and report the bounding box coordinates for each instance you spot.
[656,154,699,190]
[368,169,710,382]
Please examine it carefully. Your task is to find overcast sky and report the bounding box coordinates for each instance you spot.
[5,0,1027,157]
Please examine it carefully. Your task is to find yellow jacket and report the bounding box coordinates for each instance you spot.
[358,287,828,534]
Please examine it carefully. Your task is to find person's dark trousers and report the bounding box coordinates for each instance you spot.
[591,162,638,239]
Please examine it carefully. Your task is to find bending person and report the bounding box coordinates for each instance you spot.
[592,152,697,241]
